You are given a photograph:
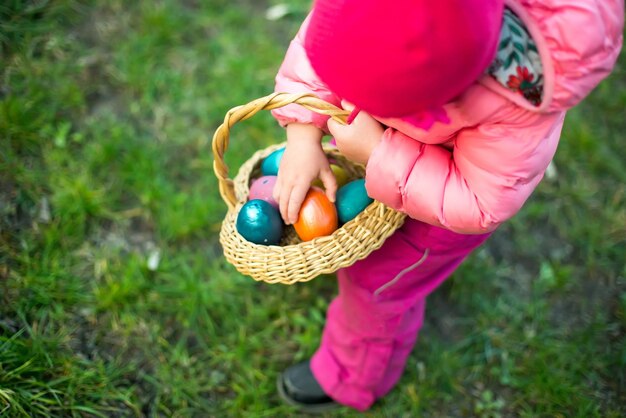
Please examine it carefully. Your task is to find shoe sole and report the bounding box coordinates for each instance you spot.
[276,372,340,414]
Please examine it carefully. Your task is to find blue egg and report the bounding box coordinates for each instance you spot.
[335,179,374,224]
[260,147,285,176]
[236,199,284,245]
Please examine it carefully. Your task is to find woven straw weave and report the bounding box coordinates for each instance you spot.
[212,92,406,284]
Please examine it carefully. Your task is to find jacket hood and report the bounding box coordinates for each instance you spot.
[480,0,624,113]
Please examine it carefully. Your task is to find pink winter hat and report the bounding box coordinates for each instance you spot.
[305,0,504,118]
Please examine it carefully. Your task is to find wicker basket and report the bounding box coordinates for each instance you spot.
[212,92,406,284]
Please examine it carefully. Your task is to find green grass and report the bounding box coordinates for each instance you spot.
[1,0,625,416]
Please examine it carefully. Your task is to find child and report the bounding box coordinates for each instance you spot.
[270,0,623,413]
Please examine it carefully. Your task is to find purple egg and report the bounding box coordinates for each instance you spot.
[249,176,279,208]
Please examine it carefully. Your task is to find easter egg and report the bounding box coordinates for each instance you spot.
[294,187,338,241]
[260,147,285,176]
[249,176,278,208]
[312,164,350,189]
[236,199,283,245]
[335,179,373,224]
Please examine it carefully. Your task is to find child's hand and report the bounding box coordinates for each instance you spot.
[328,101,385,165]
[273,123,337,224]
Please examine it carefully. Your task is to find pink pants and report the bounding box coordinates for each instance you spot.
[310,218,492,411]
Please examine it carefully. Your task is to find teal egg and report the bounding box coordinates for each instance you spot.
[335,179,374,224]
[260,147,285,175]
[236,199,284,245]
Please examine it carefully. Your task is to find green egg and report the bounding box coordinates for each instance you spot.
[260,147,285,176]
[335,179,374,224]
[236,199,284,245]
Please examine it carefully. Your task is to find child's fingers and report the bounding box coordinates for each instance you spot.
[287,185,308,225]
[319,166,337,203]
[274,179,289,223]
[272,180,281,205]
[341,100,355,111]
[278,184,291,224]
[327,118,343,137]
[277,182,306,225]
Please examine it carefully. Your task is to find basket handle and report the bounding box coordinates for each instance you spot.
[212,92,350,210]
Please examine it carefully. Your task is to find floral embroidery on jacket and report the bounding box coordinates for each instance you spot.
[488,8,544,106]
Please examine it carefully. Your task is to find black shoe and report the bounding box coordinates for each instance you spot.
[277,361,339,413]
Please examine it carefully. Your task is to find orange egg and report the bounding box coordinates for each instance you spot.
[294,187,338,241]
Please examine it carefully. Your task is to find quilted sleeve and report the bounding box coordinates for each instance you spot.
[271,13,341,132]
[365,108,566,233]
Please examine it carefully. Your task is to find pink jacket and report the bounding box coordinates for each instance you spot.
[272,0,624,234]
